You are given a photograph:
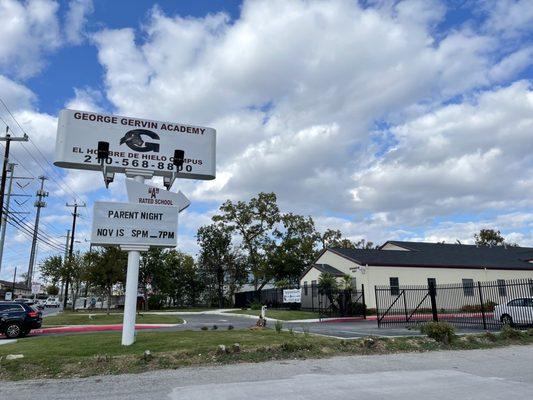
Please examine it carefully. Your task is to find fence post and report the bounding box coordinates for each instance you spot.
[362,284,366,320]
[477,281,487,330]
[428,281,438,322]
[403,290,408,323]
[375,285,380,328]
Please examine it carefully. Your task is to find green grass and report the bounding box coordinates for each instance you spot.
[1,328,532,380]
[226,309,320,320]
[43,313,184,327]
[153,307,220,312]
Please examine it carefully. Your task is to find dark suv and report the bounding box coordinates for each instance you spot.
[0,301,42,338]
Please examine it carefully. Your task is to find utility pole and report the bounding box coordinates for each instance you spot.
[11,266,17,294]
[63,202,85,309]
[0,126,28,231]
[0,164,32,277]
[0,163,15,276]
[59,230,70,302]
[26,176,48,288]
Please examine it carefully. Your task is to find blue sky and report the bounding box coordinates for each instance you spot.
[0,0,532,282]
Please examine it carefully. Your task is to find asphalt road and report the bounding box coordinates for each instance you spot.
[2,345,532,399]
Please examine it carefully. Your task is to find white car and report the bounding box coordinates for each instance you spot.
[493,297,533,326]
[44,297,61,308]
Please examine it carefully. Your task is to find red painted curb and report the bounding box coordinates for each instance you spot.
[320,316,376,323]
[32,324,176,335]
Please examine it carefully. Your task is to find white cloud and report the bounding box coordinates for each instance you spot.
[351,81,533,221]
[482,0,533,39]
[86,0,533,248]
[0,0,61,78]
[91,0,503,210]
[65,87,104,112]
[64,0,93,45]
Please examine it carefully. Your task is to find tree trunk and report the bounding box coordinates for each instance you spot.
[217,266,224,308]
[106,285,112,315]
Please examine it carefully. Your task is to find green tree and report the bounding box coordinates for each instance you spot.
[474,229,507,247]
[139,248,166,310]
[40,255,65,286]
[164,250,203,307]
[267,213,320,285]
[212,192,280,290]
[85,247,127,314]
[64,252,90,311]
[197,224,246,307]
[318,272,338,306]
[46,285,59,295]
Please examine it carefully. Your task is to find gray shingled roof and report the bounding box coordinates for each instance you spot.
[329,241,533,270]
[301,263,345,279]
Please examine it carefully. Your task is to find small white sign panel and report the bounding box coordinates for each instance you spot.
[31,283,41,294]
[283,289,302,303]
[54,109,216,180]
[5,292,12,301]
[91,201,178,247]
[125,179,190,212]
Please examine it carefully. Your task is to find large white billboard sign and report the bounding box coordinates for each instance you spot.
[54,109,216,180]
[125,179,190,211]
[91,201,178,247]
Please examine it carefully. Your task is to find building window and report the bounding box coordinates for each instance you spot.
[462,279,474,297]
[497,279,507,297]
[303,281,308,296]
[311,280,317,297]
[529,279,533,296]
[390,277,399,296]
[351,277,357,291]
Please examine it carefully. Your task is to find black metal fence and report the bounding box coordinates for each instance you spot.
[375,279,533,330]
[317,286,366,319]
[234,288,296,309]
[234,285,367,319]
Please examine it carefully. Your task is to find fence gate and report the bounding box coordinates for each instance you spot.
[318,285,366,320]
[375,279,533,330]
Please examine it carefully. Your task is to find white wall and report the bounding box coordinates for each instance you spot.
[365,266,533,308]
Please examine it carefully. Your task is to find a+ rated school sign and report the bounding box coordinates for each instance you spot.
[54,109,216,180]
[125,179,190,211]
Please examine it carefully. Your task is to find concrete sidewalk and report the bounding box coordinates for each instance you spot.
[2,345,532,399]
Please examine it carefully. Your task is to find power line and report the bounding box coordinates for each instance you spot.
[0,97,84,202]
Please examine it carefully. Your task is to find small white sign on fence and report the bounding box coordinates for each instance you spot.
[283,289,302,303]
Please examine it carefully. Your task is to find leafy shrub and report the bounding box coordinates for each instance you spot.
[420,322,456,344]
[227,325,234,330]
[147,294,166,310]
[483,331,497,342]
[500,325,523,340]
[249,300,263,310]
[280,341,314,352]
[274,320,283,333]
[212,325,218,330]
[460,301,497,313]
[527,328,533,337]
[201,326,208,331]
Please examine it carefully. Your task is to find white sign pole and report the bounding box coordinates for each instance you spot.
[121,173,149,346]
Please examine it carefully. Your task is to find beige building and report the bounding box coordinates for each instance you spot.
[300,241,533,309]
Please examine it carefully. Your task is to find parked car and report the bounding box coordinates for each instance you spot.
[34,300,46,310]
[0,301,42,338]
[493,297,533,326]
[15,298,35,306]
[45,297,61,308]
